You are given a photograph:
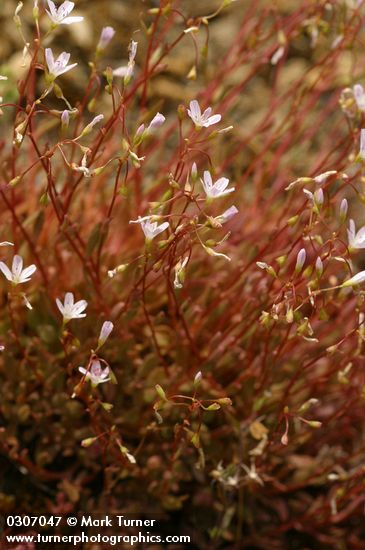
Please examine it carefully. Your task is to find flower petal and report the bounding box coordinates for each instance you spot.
[215,177,230,192]
[12,255,23,278]
[56,298,64,315]
[61,1,75,15]
[62,16,84,24]
[72,299,88,315]
[0,262,13,282]
[46,0,57,17]
[189,100,200,118]
[205,114,221,127]
[45,48,54,72]
[19,264,37,282]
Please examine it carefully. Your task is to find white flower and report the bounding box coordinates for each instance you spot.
[45,48,77,81]
[347,219,365,250]
[129,216,169,241]
[187,100,221,128]
[0,76,8,81]
[360,129,365,159]
[0,255,36,285]
[98,321,113,348]
[241,460,264,486]
[201,170,235,199]
[174,257,188,289]
[46,0,83,25]
[353,84,365,111]
[79,359,110,386]
[56,292,87,322]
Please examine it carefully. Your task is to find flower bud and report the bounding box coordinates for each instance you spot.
[61,109,69,132]
[342,270,365,287]
[194,371,202,386]
[307,420,322,428]
[98,321,113,348]
[147,112,165,132]
[191,162,198,183]
[216,397,232,406]
[314,188,324,209]
[339,198,348,224]
[97,26,115,53]
[80,114,104,138]
[81,437,98,448]
[295,248,306,273]
[155,384,168,401]
[360,128,365,160]
[33,0,39,20]
[298,398,319,413]
[315,256,323,278]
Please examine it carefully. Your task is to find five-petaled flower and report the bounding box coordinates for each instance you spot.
[79,359,110,386]
[46,0,83,26]
[187,100,221,129]
[201,170,235,199]
[347,219,365,250]
[45,48,77,82]
[129,216,169,241]
[56,292,87,323]
[0,255,37,285]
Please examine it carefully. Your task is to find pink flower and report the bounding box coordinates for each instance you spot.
[79,359,110,386]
